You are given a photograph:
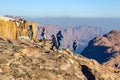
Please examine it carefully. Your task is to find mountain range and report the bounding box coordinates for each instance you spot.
[81,30,120,69]
[37,24,104,53]
[25,17,120,31]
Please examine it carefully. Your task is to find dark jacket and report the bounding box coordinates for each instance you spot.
[51,37,57,45]
[41,31,45,36]
[73,42,77,50]
[57,32,63,41]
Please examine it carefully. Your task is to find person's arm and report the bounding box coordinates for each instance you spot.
[62,35,63,38]
[43,31,46,34]
[60,34,63,38]
[75,43,78,48]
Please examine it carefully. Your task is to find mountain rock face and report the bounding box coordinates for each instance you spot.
[81,30,120,68]
[37,25,104,53]
[0,16,37,40]
[0,36,120,80]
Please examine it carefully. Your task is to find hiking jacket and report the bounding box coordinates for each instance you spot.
[73,42,77,49]
[57,33,63,41]
[51,37,57,45]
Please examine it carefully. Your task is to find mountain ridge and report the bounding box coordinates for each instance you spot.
[81,30,120,69]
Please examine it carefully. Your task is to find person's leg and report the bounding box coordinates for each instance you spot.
[29,32,33,40]
[43,35,46,41]
[43,37,46,45]
[55,44,58,50]
[59,40,62,50]
[73,47,75,53]
[41,36,43,41]
[57,40,60,50]
[51,44,54,51]
[43,35,46,45]
[74,48,77,53]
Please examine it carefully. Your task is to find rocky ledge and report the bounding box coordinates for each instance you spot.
[0,36,119,80]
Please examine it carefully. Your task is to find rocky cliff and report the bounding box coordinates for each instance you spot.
[81,30,120,68]
[0,36,119,80]
[0,16,37,40]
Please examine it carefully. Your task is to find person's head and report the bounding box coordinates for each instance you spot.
[51,35,55,38]
[58,30,62,34]
[74,40,77,43]
[42,27,45,31]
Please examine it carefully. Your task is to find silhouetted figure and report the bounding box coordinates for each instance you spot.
[50,35,58,51]
[73,40,77,53]
[56,30,63,50]
[41,27,46,45]
[41,27,46,41]
[28,25,33,40]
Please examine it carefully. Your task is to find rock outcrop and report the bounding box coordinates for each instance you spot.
[0,36,119,80]
[0,16,37,40]
[81,30,120,68]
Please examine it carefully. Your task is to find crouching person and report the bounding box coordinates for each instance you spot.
[50,35,58,51]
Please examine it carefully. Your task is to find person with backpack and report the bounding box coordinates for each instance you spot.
[56,30,63,50]
[73,40,78,53]
[50,35,58,51]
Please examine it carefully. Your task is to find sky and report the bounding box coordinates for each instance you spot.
[0,0,120,18]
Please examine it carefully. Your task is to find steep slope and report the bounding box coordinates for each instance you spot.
[37,25,104,53]
[0,36,119,80]
[81,30,120,68]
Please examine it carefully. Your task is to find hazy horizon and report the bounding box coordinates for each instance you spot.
[25,17,120,32]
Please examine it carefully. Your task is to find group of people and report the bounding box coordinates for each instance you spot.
[39,27,78,53]
[51,30,63,52]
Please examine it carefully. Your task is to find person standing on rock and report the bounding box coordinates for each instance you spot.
[56,30,63,51]
[50,35,58,51]
[28,24,33,40]
[41,27,46,44]
[73,40,78,53]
